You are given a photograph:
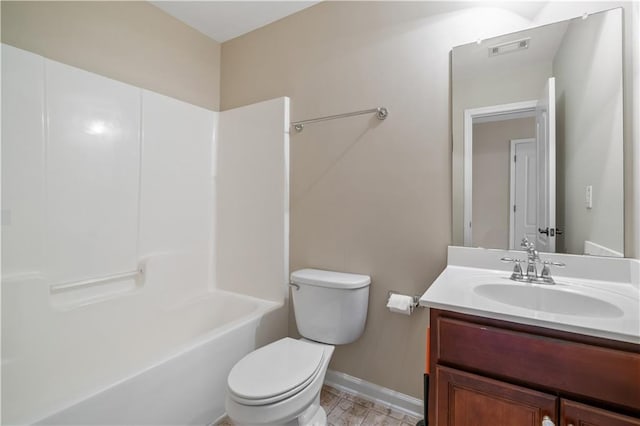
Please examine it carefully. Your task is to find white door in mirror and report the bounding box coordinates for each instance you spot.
[511,138,537,249]
[536,77,556,253]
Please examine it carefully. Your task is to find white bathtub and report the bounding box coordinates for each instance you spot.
[2,281,282,426]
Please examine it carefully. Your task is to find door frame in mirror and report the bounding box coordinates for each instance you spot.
[463,100,538,246]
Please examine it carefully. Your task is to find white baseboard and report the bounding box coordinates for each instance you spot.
[324,369,424,419]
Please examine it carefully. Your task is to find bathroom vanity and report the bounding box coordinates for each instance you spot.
[420,247,640,426]
[428,308,640,426]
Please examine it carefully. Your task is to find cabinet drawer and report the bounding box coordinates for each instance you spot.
[436,317,640,411]
[562,399,640,426]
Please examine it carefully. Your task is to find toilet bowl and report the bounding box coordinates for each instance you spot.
[225,269,370,426]
[225,338,334,426]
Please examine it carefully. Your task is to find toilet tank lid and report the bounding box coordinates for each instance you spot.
[290,268,371,289]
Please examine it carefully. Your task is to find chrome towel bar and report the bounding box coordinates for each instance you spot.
[291,106,388,132]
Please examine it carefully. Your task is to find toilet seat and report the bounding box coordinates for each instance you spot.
[227,338,325,406]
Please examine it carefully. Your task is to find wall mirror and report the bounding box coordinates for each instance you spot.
[451,8,624,257]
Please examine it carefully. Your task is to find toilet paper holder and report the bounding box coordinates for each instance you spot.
[387,290,425,311]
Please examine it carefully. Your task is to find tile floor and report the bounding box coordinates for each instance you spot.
[217,384,422,426]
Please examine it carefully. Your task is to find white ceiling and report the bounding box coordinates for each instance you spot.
[151,1,321,43]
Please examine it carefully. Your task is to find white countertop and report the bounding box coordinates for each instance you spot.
[420,247,640,344]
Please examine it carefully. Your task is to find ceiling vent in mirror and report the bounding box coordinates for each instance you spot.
[488,38,530,57]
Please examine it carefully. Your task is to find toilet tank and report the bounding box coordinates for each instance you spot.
[290,269,370,345]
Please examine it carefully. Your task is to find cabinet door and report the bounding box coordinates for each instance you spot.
[436,366,557,426]
[562,400,640,426]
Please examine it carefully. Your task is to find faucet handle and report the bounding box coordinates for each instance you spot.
[512,262,524,279]
[540,260,565,283]
[501,257,524,280]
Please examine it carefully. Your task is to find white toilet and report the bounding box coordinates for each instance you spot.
[225,268,371,426]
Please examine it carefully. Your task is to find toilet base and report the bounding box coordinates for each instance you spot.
[231,394,327,426]
[296,393,326,426]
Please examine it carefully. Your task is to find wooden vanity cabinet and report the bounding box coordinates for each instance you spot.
[428,309,640,426]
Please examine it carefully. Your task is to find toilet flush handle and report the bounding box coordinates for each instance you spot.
[289,283,300,291]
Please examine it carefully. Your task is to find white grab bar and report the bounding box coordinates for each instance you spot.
[49,266,144,294]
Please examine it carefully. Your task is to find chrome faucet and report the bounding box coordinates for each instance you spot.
[522,237,539,278]
[501,237,565,284]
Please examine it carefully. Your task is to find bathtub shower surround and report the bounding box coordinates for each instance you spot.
[216,97,291,303]
[1,44,290,425]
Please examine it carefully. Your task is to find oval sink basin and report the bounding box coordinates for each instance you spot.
[474,283,624,318]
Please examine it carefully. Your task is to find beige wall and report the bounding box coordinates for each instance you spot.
[1,1,221,110]
[221,1,524,399]
[473,117,535,249]
[535,2,638,258]
[221,1,639,399]
[553,10,624,256]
